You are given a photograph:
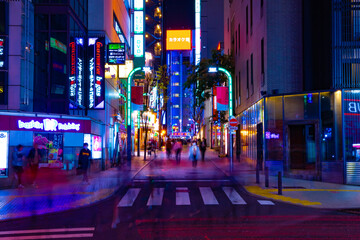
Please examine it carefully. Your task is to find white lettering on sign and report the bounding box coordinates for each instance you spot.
[89,57,95,108]
[95,76,102,97]
[69,76,76,97]
[18,119,80,131]
[77,58,83,105]
[348,102,360,113]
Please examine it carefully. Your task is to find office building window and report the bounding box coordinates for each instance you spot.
[235,30,237,55]
[261,38,265,86]
[238,24,240,51]
[246,60,249,98]
[173,82,179,86]
[250,0,253,35]
[227,18,229,32]
[238,71,241,105]
[246,6,248,42]
[173,93,179,97]
[251,54,254,95]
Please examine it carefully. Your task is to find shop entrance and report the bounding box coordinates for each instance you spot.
[287,123,318,178]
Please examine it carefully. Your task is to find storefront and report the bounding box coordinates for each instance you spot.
[0,112,104,182]
[235,90,351,184]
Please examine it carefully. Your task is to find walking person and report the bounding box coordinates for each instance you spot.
[27,143,42,188]
[200,138,207,161]
[79,143,92,184]
[173,140,183,164]
[189,141,200,167]
[166,138,172,159]
[12,144,25,188]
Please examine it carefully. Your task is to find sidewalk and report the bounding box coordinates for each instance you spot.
[208,149,360,209]
[0,156,151,221]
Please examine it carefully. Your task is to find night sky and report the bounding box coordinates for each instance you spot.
[163,0,195,30]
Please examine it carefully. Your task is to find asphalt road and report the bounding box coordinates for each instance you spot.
[0,152,358,239]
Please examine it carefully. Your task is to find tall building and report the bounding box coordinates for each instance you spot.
[0,0,132,187]
[224,0,360,185]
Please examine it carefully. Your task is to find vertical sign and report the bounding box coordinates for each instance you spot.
[134,11,144,34]
[69,37,84,108]
[134,0,143,10]
[88,37,105,109]
[134,35,144,57]
[0,38,5,69]
[131,86,144,111]
[0,131,8,177]
[216,87,229,111]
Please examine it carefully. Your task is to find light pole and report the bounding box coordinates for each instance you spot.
[208,67,234,172]
[127,67,142,165]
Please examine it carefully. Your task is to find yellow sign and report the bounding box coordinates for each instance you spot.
[166,30,192,50]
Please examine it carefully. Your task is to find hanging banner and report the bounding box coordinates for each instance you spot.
[88,37,105,109]
[131,86,143,111]
[216,86,229,111]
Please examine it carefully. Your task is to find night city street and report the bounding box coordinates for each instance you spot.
[2,0,360,239]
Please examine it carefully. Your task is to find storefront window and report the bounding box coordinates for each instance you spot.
[266,96,283,161]
[284,93,319,120]
[320,92,336,161]
[33,133,64,167]
[344,90,360,162]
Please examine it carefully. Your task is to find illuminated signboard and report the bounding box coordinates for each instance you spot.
[265,131,280,139]
[134,35,144,57]
[134,11,144,34]
[88,37,105,109]
[92,135,102,159]
[50,37,67,54]
[118,60,134,78]
[18,119,81,131]
[166,30,192,50]
[0,131,8,177]
[134,0,143,10]
[0,38,4,69]
[69,38,85,108]
[107,43,126,65]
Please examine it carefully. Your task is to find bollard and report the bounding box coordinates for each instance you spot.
[265,166,269,188]
[278,171,282,195]
[256,164,260,184]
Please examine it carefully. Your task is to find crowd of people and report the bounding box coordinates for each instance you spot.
[165,138,207,167]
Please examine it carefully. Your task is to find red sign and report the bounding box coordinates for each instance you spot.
[229,117,238,127]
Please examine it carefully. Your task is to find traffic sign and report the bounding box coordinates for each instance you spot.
[229,116,238,127]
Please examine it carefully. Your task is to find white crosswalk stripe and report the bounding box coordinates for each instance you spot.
[199,187,219,205]
[258,200,275,205]
[147,188,164,206]
[117,188,141,207]
[0,228,95,239]
[222,187,247,205]
[117,187,274,208]
[176,187,191,205]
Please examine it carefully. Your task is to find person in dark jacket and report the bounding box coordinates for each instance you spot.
[200,138,207,161]
[79,143,92,184]
[12,144,25,188]
[27,143,43,188]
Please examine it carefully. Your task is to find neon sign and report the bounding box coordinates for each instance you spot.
[88,37,105,109]
[134,35,144,57]
[69,41,76,98]
[265,131,280,139]
[0,38,5,69]
[0,131,8,176]
[134,0,143,10]
[134,11,144,34]
[18,119,81,132]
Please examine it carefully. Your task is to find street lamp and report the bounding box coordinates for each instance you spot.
[208,66,234,172]
[127,66,149,165]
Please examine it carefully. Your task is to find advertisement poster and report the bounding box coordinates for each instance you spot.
[216,86,229,111]
[131,86,143,111]
[107,43,126,65]
[92,135,102,159]
[88,37,105,109]
[0,131,8,177]
[34,133,64,168]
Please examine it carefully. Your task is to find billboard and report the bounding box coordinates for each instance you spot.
[107,43,125,65]
[166,30,192,50]
[88,37,105,109]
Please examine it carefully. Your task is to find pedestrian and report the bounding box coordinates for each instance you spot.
[173,140,183,164]
[166,138,172,159]
[78,143,92,184]
[189,141,200,167]
[200,138,207,161]
[12,144,25,188]
[27,143,42,188]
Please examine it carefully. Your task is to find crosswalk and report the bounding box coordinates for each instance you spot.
[117,186,275,208]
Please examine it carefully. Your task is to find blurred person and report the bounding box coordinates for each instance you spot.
[12,144,25,188]
[173,140,183,164]
[189,141,201,167]
[200,138,207,161]
[79,143,92,184]
[27,143,42,188]
[166,138,172,159]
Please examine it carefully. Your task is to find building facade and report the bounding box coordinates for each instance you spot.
[224,0,360,184]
